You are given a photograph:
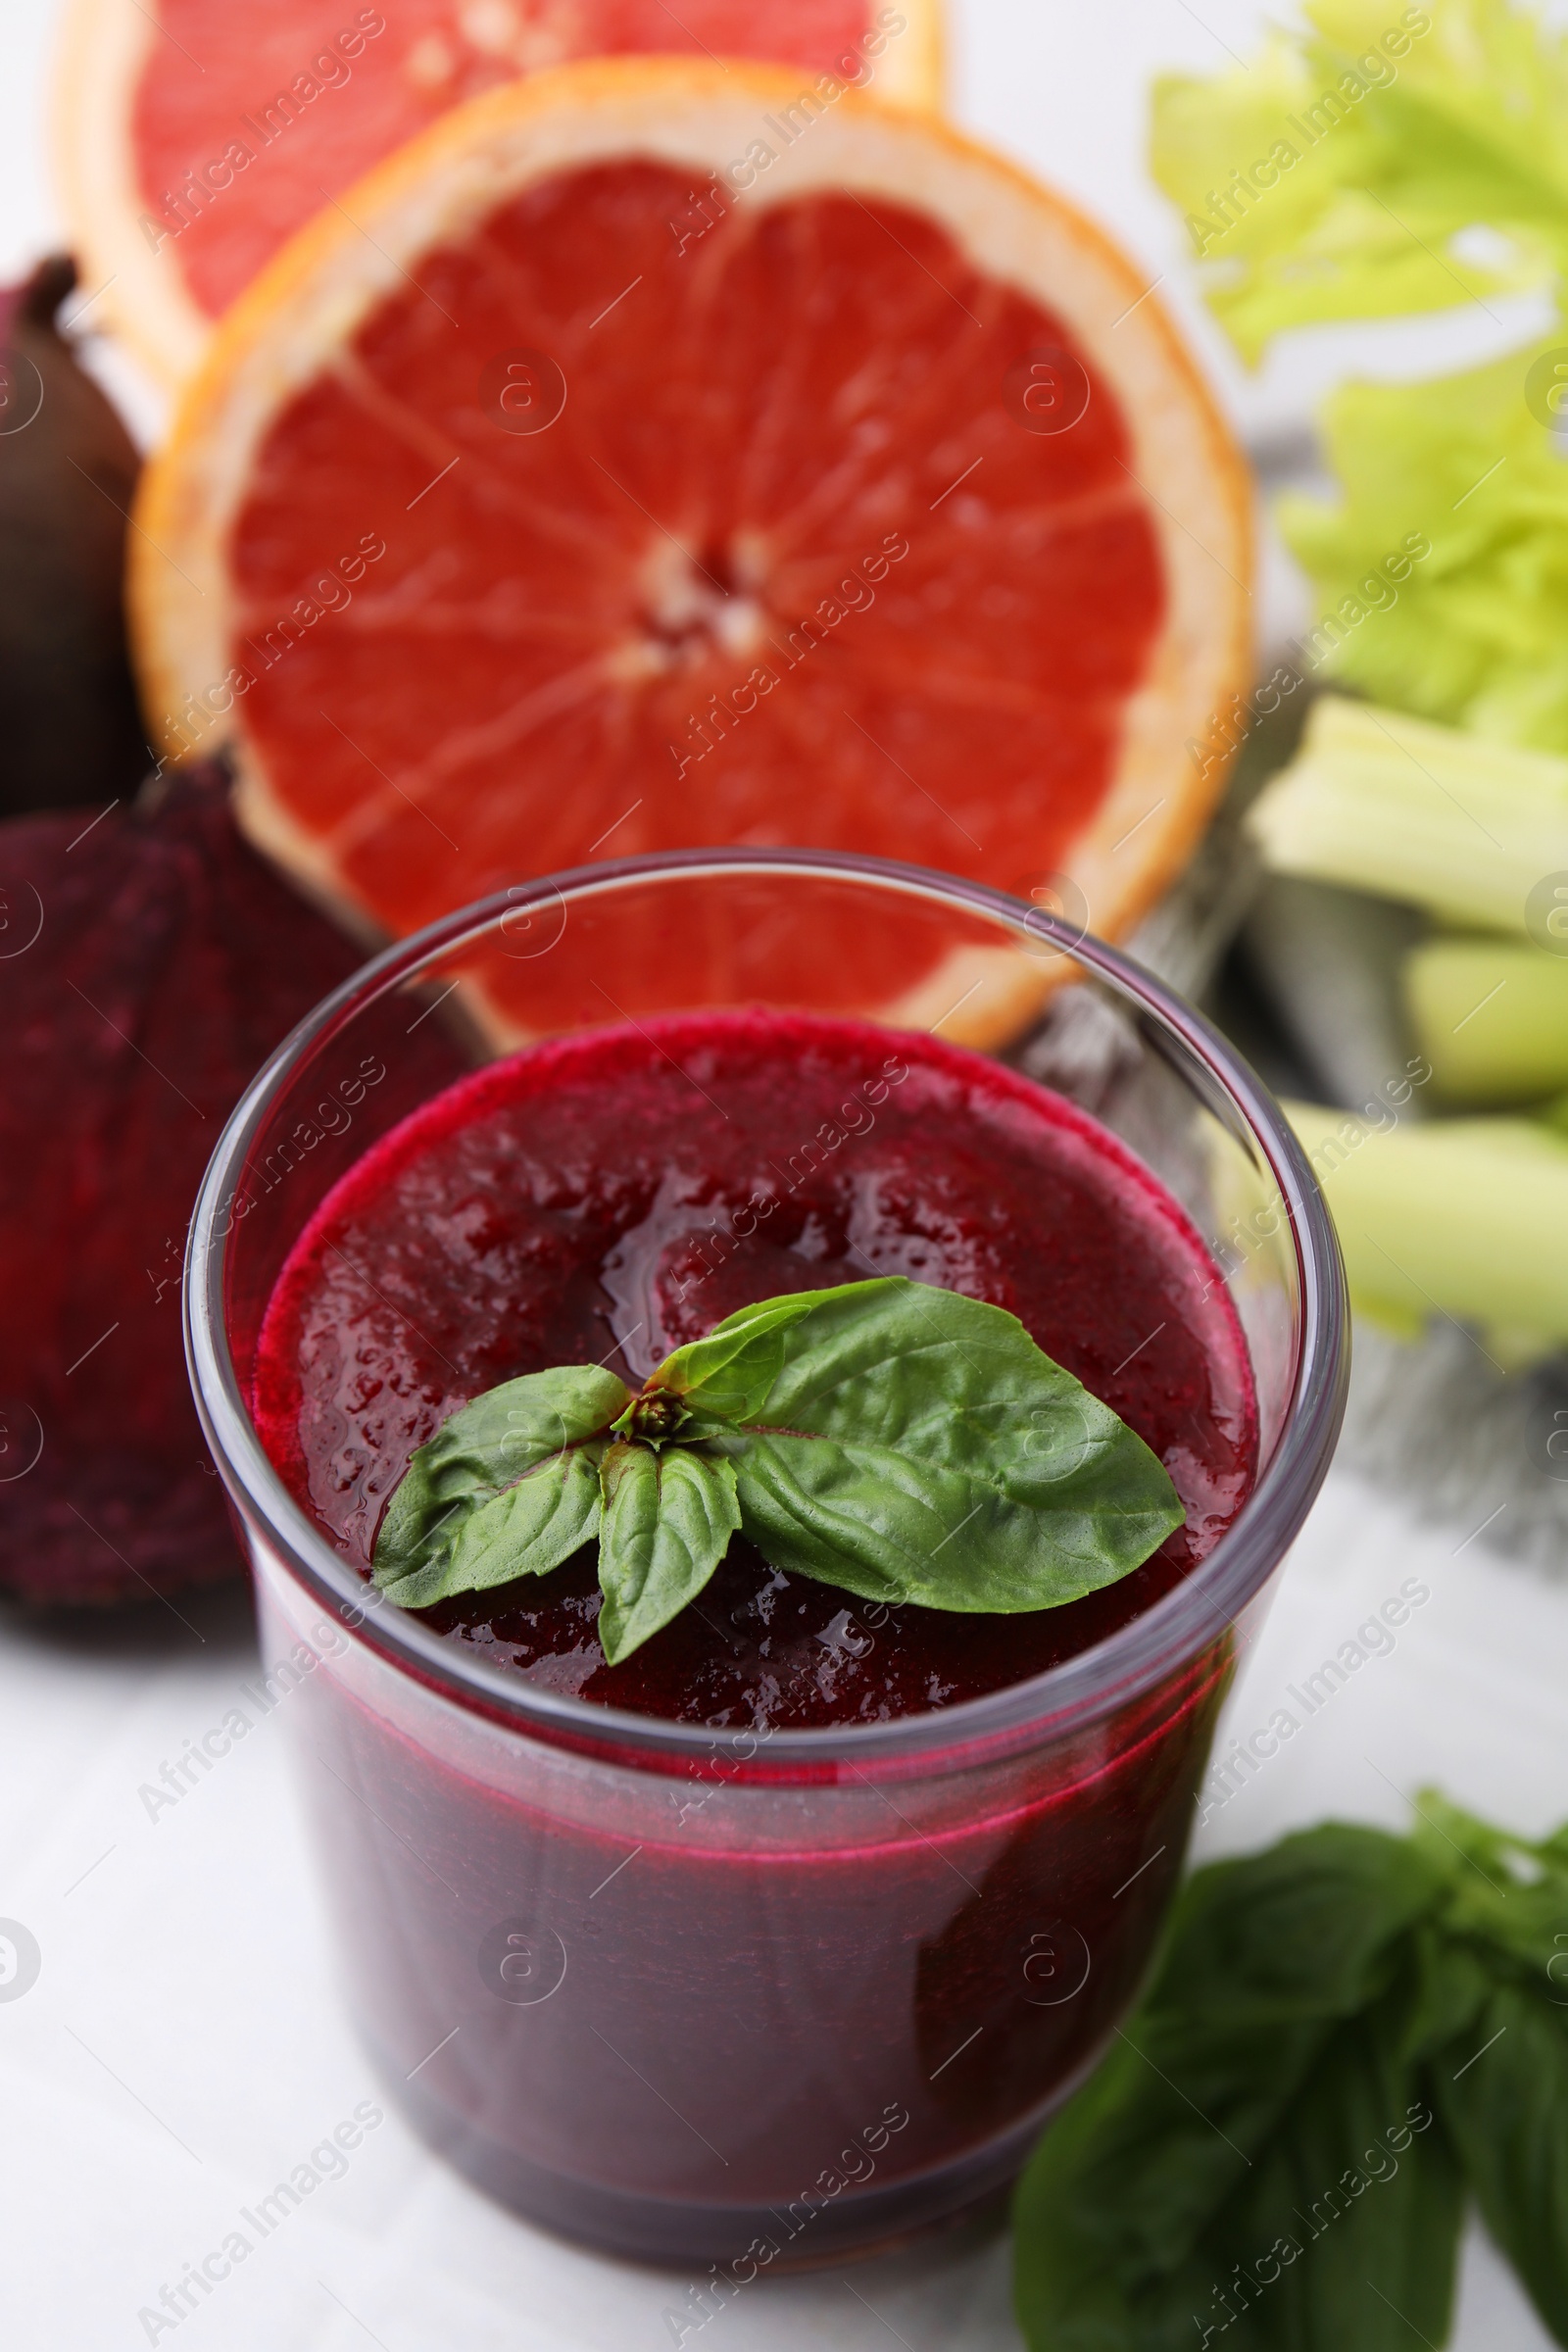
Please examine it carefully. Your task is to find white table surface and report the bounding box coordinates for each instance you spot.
[5,4,1567,2346]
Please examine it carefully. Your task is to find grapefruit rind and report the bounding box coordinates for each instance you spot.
[53,0,213,383]
[53,0,947,388]
[130,58,1253,1046]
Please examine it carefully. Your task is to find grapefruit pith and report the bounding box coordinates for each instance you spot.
[56,0,943,383]
[130,59,1252,1043]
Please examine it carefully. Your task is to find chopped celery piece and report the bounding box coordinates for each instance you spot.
[1277,360,1568,748]
[1249,695,1568,930]
[1150,0,1568,366]
[1285,1099,1568,1348]
[1404,938,1568,1102]
[1149,3,1568,744]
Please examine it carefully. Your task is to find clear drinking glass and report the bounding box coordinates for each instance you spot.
[185,850,1347,2269]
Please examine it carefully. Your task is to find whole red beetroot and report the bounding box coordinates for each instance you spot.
[0,256,150,818]
[0,765,370,1603]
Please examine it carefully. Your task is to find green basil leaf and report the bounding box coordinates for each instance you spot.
[371,1363,630,1592]
[1433,1982,1568,2342]
[1017,2008,1462,2352]
[654,1292,827,1423]
[1407,1746,1568,2352]
[1416,1788,1568,1978]
[1156,1824,1453,2031]
[729,1423,1178,1609]
[703,1278,1183,1607]
[373,1278,1182,1638]
[1014,1826,1461,2352]
[596,1441,741,1666]
[376,1445,603,1608]
[1392,1924,1496,2073]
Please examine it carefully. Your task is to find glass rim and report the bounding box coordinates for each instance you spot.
[185,845,1348,1769]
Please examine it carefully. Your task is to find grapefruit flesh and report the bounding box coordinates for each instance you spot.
[240,172,1157,922]
[131,63,1252,1039]
[60,0,942,378]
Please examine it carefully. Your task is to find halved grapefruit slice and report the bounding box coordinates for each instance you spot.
[130,59,1252,1044]
[56,0,944,383]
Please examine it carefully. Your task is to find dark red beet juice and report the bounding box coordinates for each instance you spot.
[252,1012,1254,2263]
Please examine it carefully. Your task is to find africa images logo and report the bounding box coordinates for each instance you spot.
[0,1919,40,2002]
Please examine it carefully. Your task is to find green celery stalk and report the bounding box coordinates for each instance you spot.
[1404,938,1568,1102]
[1285,1099,1568,1354]
[1249,695,1568,930]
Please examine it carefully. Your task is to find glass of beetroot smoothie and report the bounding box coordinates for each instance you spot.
[186,851,1345,2272]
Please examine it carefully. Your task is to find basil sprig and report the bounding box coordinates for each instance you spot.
[370,1276,1184,1663]
[1015,1795,1568,2352]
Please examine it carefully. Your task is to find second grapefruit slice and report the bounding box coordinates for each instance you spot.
[131,59,1252,1041]
[57,0,944,382]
